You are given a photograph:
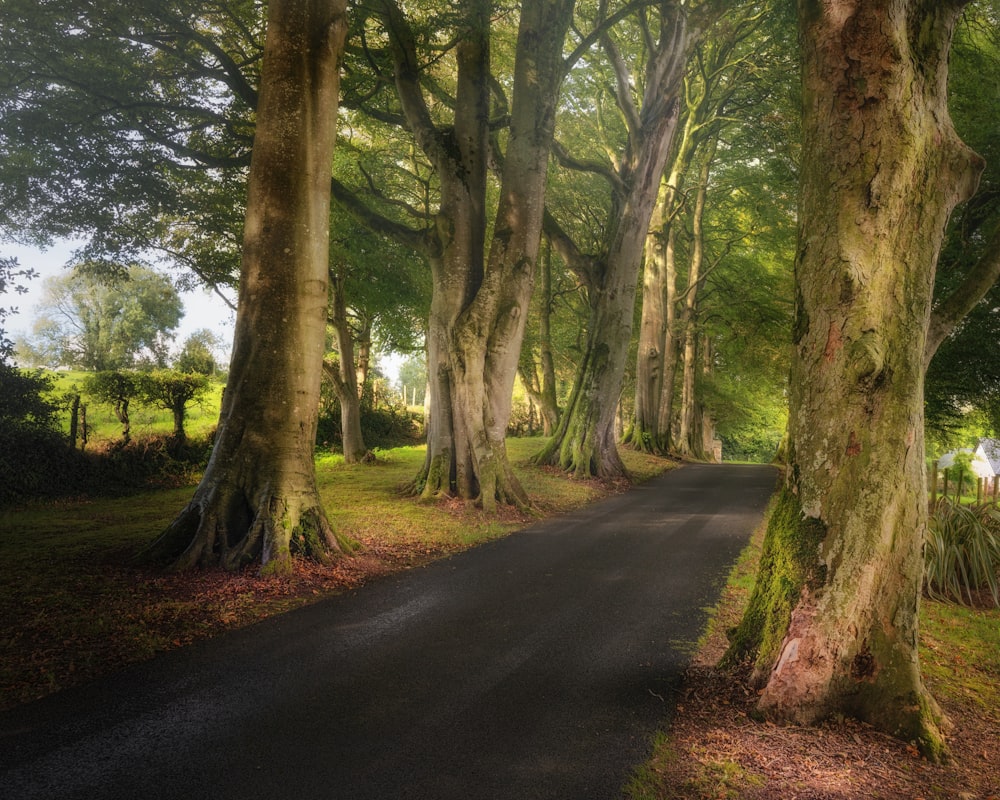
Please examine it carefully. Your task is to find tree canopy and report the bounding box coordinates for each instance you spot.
[25,264,183,370]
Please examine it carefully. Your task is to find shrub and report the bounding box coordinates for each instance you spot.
[925,498,1000,607]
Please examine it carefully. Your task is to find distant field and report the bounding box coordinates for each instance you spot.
[42,370,225,444]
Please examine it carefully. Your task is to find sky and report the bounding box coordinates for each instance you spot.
[3,238,237,363]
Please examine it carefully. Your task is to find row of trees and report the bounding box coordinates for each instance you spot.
[4,0,1000,759]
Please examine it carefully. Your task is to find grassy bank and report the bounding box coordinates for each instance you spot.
[0,438,671,710]
[628,504,1000,799]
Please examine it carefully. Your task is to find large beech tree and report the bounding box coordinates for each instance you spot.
[724,0,1000,758]
[145,0,352,573]
[537,1,701,478]
[337,0,576,509]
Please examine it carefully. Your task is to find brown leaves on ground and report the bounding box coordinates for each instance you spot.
[0,530,462,711]
[640,581,1000,800]
[649,664,1000,800]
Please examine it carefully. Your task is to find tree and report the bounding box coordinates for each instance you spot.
[84,371,139,442]
[336,0,577,509]
[626,7,774,456]
[925,2,1000,441]
[723,0,995,759]
[136,370,211,440]
[0,0,260,293]
[144,0,352,574]
[175,329,224,375]
[28,265,183,370]
[323,218,427,463]
[536,1,703,478]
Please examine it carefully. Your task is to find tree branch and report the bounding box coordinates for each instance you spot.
[926,224,1000,366]
[329,177,431,256]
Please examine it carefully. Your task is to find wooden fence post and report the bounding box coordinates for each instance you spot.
[977,477,984,505]
[930,460,938,506]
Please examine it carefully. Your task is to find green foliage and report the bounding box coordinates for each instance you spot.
[944,450,976,498]
[925,498,1000,607]
[0,366,58,433]
[136,370,211,439]
[174,329,223,375]
[0,0,258,290]
[396,355,427,406]
[28,265,183,370]
[317,401,421,451]
[926,5,1000,436]
[84,371,140,441]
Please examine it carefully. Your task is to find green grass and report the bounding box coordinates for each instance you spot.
[920,599,1000,721]
[42,369,224,444]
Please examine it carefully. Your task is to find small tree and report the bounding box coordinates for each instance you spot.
[137,370,211,441]
[84,371,139,442]
[175,329,222,375]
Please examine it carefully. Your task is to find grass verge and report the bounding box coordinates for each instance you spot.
[0,438,670,710]
[626,502,1000,799]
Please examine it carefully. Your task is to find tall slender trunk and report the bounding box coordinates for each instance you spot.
[657,220,680,450]
[628,181,670,453]
[677,144,713,457]
[325,271,368,463]
[723,0,983,759]
[537,241,560,436]
[146,0,353,574]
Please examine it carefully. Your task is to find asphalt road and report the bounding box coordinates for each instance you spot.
[0,463,776,800]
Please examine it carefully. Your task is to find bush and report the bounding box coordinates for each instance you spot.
[925,498,1000,607]
[0,428,215,505]
[316,401,421,452]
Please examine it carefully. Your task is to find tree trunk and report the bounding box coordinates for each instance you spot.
[517,240,560,437]
[536,240,561,436]
[170,399,186,441]
[407,0,575,509]
[326,271,369,463]
[677,145,713,458]
[723,0,983,760]
[144,0,353,574]
[537,4,691,479]
[657,220,680,451]
[627,181,670,454]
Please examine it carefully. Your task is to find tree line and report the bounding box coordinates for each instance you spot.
[3,0,1000,761]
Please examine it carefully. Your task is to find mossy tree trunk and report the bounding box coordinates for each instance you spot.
[518,241,561,438]
[538,4,692,479]
[145,0,353,574]
[724,0,985,760]
[380,0,575,509]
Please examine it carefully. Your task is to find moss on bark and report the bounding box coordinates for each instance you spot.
[721,488,826,682]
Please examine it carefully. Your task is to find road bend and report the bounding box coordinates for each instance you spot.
[0,463,776,800]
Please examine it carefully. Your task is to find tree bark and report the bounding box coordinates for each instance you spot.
[538,4,691,478]
[518,240,561,437]
[627,180,671,454]
[385,0,575,509]
[677,140,715,458]
[145,0,353,574]
[724,0,983,760]
[325,269,369,463]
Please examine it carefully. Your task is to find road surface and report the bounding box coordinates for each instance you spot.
[0,463,776,800]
